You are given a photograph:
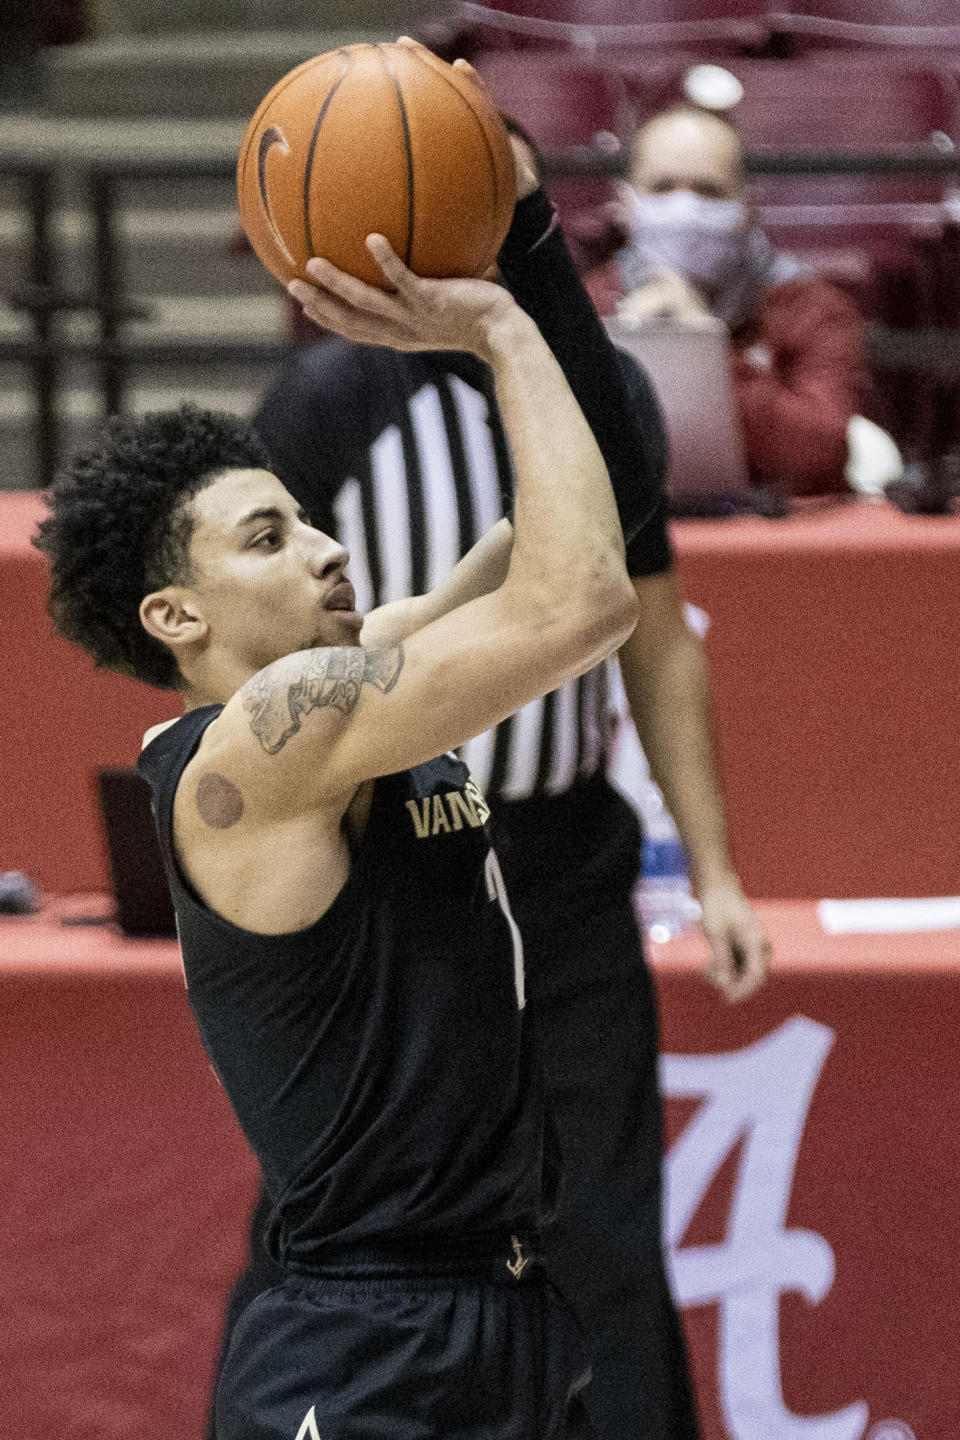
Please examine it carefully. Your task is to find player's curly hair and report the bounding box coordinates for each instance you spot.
[33,403,270,691]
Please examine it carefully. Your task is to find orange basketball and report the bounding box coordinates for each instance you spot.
[237,41,516,289]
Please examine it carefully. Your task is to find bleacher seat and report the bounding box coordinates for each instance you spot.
[715,56,959,200]
[769,2,960,50]
[475,50,630,145]
[473,51,632,246]
[472,38,960,462]
[610,49,959,458]
[453,1,960,68]
[610,53,959,202]
[700,56,959,456]
[456,0,770,53]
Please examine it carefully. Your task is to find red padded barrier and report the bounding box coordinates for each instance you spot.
[0,492,172,894]
[673,505,960,900]
[3,901,960,1440]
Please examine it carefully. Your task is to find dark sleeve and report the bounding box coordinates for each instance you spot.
[497,188,666,564]
[618,353,673,579]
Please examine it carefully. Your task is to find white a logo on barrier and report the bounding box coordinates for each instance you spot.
[294,1406,322,1440]
[662,1017,869,1440]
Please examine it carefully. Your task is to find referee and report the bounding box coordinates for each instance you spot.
[217,156,770,1439]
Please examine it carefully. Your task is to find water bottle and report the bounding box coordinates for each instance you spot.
[606,603,709,944]
[635,784,701,944]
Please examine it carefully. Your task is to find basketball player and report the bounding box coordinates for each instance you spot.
[221,148,770,1440]
[35,234,653,1439]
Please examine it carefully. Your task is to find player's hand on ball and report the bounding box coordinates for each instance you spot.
[288,236,516,360]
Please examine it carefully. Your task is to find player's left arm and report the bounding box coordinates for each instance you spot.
[496,188,663,551]
[449,53,661,550]
[618,570,771,1003]
[360,516,513,646]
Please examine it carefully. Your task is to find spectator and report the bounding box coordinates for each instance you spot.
[586,105,869,497]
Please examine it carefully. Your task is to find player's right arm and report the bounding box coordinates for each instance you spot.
[358,516,514,648]
[205,240,637,811]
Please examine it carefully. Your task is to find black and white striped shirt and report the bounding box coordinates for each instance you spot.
[254,338,670,806]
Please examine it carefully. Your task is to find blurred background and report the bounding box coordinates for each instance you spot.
[2,6,960,1440]
[3,0,960,496]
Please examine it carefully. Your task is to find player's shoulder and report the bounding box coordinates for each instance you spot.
[183,649,377,825]
[141,717,180,751]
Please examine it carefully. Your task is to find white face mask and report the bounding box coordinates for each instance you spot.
[625,188,750,294]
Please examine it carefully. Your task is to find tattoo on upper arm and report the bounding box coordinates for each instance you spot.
[242,644,404,755]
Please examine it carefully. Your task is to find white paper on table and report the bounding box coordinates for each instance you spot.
[817,897,960,935]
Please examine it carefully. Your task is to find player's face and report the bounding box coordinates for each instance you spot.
[184,468,363,675]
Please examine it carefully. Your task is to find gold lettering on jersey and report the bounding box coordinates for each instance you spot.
[431,794,452,834]
[465,778,491,825]
[447,790,478,830]
[405,798,432,840]
[405,788,488,839]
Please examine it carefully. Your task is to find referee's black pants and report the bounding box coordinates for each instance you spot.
[516,889,702,1440]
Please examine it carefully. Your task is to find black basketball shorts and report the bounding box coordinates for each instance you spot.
[214,1239,593,1440]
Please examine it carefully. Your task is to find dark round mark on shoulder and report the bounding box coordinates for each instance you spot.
[196,771,244,829]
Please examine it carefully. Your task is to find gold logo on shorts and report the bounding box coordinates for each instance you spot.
[506,1235,528,1279]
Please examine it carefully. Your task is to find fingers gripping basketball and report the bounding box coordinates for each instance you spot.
[288,241,514,356]
[237,41,516,289]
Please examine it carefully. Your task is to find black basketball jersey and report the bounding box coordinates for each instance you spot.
[138,706,551,1268]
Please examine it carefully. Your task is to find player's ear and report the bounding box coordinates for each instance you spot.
[140,587,208,654]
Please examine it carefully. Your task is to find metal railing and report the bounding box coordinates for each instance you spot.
[1,148,290,488]
[3,141,960,488]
